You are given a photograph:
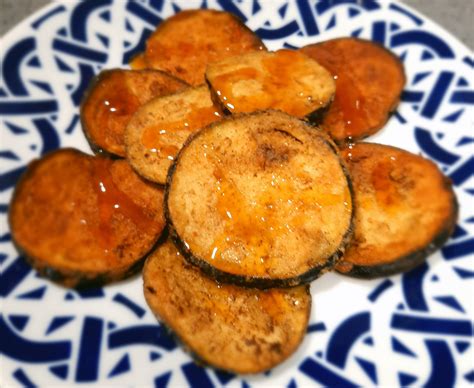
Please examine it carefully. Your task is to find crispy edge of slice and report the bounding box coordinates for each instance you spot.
[145,9,265,86]
[8,148,167,288]
[336,143,458,279]
[125,85,222,185]
[80,69,187,158]
[14,233,166,289]
[164,111,355,289]
[300,37,406,143]
[337,219,457,279]
[205,49,335,119]
[143,239,311,374]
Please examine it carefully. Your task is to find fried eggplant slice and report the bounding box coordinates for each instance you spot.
[81,69,187,157]
[129,53,148,70]
[300,38,405,143]
[166,111,354,288]
[143,240,311,374]
[145,9,265,86]
[206,49,335,119]
[126,85,222,185]
[336,143,457,278]
[9,149,166,287]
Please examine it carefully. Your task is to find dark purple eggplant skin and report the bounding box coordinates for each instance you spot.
[305,97,333,126]
[337,187,458,279]
[164,112,355,289]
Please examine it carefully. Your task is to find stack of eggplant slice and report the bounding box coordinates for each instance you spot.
[9,9,457,374]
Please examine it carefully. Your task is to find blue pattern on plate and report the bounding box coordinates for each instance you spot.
[1,0,473,386]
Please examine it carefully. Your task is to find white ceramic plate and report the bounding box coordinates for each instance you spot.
[1,1,473,386]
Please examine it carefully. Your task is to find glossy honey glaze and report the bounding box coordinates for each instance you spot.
[90,158,156,250]
[203,158,351,275]
[309,47,369,138]
[211,50,325,117]
[141,105,221,160]
[343,145,402,211]
[257,289,295,322]
[371,156,402,207]
[85,71,140,149]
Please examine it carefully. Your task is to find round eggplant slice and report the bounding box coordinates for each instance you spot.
[144,9,265,86]
[336,143,457,278]
[9,149,166,287]
[143,240,311,374]
[300,38,406,143]
[206,49,335,119]
[81,69,187,157]
[166,110,354,288]
[125,85,222,185]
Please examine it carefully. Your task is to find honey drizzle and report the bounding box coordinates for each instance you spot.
[211,50,322,117]
[333,73,368,137]
[141,105,221,160]
[92,72,140,147]
[309,47,369,137]
[258,290,292,321]
[91,158,156,249]
[204,152,348,275]
[370,155,401,208]
[343,145,401,210]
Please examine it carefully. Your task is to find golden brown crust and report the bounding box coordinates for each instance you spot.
[300,38,406,143]
[336,143,457,278]
[129,53,148,70]
[80,69,187,157]
[166,110,354,288]
[9,149,166,287]
[143,240,311,374]
[144,9,265,86]
[125,85,222,184]
[206,49,335,118]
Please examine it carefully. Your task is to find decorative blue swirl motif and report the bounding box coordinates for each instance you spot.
[326,312,371,368]
[0,257,32,297]
[0,316,72,362]
[0,0,473,386]
[3,37,37,96]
